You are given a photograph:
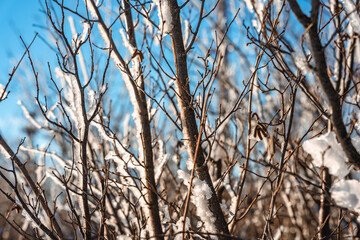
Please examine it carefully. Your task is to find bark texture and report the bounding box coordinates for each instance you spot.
[87,0,164,238]
[168,0,230,236]
[319,167,331,239]
[0,134,64,239]
[123,1,164,238]
[288,0,360,166]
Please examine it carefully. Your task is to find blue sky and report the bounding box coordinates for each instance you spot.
[0,0,44,75]
[0,0,45,143]
[0,0,311,146]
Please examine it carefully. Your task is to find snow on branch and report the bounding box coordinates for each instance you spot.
[0,83,8,101]
[174,217,191,240]
[83,0,143,139]
[17,100,42,129]
[20,145,70,168]
[304,132,360,221]
[303,132,351,179]
[331,179,360,221]
[0,144,11,160]
[153,0,174,35]
[178,170,217,235]
[341,0,360,33]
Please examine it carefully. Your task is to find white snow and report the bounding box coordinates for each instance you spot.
[177,170,217,235]
[273,225,284,240]
[80,22,91,43]
[0,145,11,159]
[17,100,42,129]
[119,29,135,57]
[331,179,360,221]
[21,209,37,229]
[186,160,194,171]
[294,48,311,74]
[84,0,98,18]
[245,0,265,31]
[68,16,90,82]
[54,67,85,137]
[20,146,69,168]
[174,216,190,240]
[302,132,350,179]
[330,0,337,13]
[97,23,111,49]
[142,7,153,33]
[244,0,254,13]
[87,89,96,116]
[45,103,58,120]
[183,20,190,46]
[155,140,168,182]
[341,0,360,33]
[105,150,129,172]
[153,0,173,34]
[304,132,360,221]
[117,235,132,240]
[0,83,7,101]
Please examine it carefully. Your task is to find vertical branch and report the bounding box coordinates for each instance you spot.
[287,0,360,167]
[122,1,164,238]
[229,50,266,232]
[319,167,332,239]
[318,120,333,239]
[215,1,230,197]
[168,0,230,236]
[262,86,297,239]
[80,125,91,240]
[229,67,256,233]
[85,0,163,238]
[0,134,64,239]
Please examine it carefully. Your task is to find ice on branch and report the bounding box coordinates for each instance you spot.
[174,217,190,240]
[178,170,217,235]
[0,83,8,101]
[0,145,11,160]
[341,0,360,33]
[119,29,135,57]
[80,21,90,43]
[155,140,168,182]
[20,146,70,168]
[330,179,360,221]
[244,0,264,31]
[183,20,190,46]
[302,132,350,179]
[147,99,156,119]
[68,16,79,51]
[46,170,67,188]
[153,0,173,35]
[84,0,98,18]
[68,16,90,81]
[119,28,142,82]
[105,151,129,172]
[87,89,97,117]
[45,103,58,120]
[186,159,194,171]
[116,235,132,240]
[142,8,153,33]
[294,48,311,74]
[84,0,144,158]
[54,67,85,136]
[21,209,37,229]
[18,100,42,129]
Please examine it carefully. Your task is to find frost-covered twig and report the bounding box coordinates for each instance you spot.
[83,0,163,238]
[288,0,360,168]
[168,0,229,237]
[0,134,64,239]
